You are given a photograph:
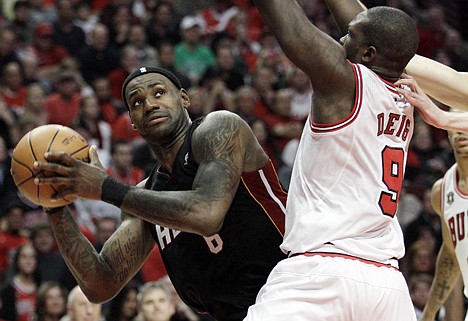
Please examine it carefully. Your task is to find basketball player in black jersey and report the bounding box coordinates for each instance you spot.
[33,67,288,321]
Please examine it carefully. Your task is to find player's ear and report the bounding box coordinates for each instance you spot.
[180,89,190,109]
[361,46,376,63]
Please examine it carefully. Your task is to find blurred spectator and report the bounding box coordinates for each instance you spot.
[262,88,303,152]
[30,222,76,292]
[248,117,280,170]
[0,202,29,282]
[203,44,245,91]
[278,137,299,191]
[404,187,442,252]
[52,0,86,58]
[111,112,143,143]
[64,285,102,321]
[27,0,56,26]
[157,276,209,321]
[18,82,49,129]
[136,281,176,321]
[0,27,22,75]
[106,140,145,186]
[286,66,312,121]
[156,40,191,89]
[0,96,20,150]
[197,0,239,38]
[0,61,27,114]
[45,71,81,127]
[250,65,276,119]
[93,216,118,253]
[73,94,113,168]
[34,281,68,321]
[73,197,120,236]
[74,2,99,45]
[4,0,33,46]
[20,53,41,86]
[76,23,120,85]
[186,87,208,120]
[401,240,436,281]
[233,85,258,124]
[408,273,434,319]
[104,281,139,321]
[174,15,216,85]
[0,243,39,321]
[198,67,234,113]
[127,23,159,68]
[91,76,125,128]
[145,1,181,48]
[0,137,18,217]
[396,183,423,230]
[416,5,448,58]
[30,22,70,85]
[106,4,134,49]
[108,45,142,102]
[442,28,468,71]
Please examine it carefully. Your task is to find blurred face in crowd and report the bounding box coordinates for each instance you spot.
[44,285,67,318]
[68,287,101,321]
[139,288,175,321]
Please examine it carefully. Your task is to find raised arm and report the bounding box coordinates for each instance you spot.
[406,55,468,111]
[323,0,366,34]
[49,208,154,303]
[251,0,355,118]
[419,180,462,321]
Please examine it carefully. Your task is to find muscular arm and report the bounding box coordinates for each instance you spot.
[323,0,365,34]
[251,0,355,123]
[121,111,266,236]
[406,55,468,111]
[420,180,462,321]
[49,207,154,303]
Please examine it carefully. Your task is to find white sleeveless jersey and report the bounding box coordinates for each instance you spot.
[441,164,468,298]
[281,63,414,263]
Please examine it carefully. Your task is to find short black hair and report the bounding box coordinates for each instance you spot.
[122,66,182,111]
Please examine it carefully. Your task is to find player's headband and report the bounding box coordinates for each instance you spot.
[122,66,183,111]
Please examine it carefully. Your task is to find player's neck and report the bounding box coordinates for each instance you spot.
[457,162,468,193]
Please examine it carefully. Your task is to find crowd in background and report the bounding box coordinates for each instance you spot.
[0,0,467,320]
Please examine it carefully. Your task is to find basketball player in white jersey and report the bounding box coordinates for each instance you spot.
[417,117,468,321]
[245,1,419,320]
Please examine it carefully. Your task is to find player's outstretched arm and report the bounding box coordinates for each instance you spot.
[323,0,365,34]
[251,0,355,123]
[395,75,468,133]
[48,207,154,303]
[406,55,468,112]
[419,180,462,321]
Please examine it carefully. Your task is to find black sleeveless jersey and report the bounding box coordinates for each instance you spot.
[145,118,287,321]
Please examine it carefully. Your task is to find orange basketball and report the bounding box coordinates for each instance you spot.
[10,124,90,207]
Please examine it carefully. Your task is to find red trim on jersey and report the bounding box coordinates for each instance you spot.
[453,164,468,198]
[310,62,363,133]
[291,252,399,270]
[241,160,287,235]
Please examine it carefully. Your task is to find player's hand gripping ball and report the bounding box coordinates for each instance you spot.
[10,124,90,207]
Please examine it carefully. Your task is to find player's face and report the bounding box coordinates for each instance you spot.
[125,73,190,144]
[340,11,368,63]
[448,130,468,158]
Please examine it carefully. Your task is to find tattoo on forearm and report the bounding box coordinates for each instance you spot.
[434,254,458,301]
[107,228,142,283]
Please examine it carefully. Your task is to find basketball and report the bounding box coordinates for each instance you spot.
[10,124,90,207]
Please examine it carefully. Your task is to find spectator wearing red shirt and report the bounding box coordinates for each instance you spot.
[106,140,144,186]
[30,22,70,84]
[108,45,141,102]
[44,71,81,127]
[91,76,126,127]
[0,61,27,114]
[0,203,29,283]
